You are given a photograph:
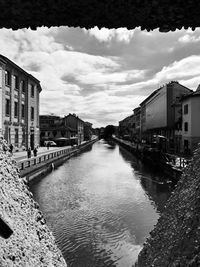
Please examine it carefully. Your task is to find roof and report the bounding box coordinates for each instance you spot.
[84,121,93,126]
[0,54,42,92]
[140,88,161,106]
[140,81,192,106]
[119,114,134,124]
[65,113,85,123]
[182,84,200,100]
[40,115,60,119]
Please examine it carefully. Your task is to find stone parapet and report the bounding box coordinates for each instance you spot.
[136,143,200,266]
[0,136,67,267]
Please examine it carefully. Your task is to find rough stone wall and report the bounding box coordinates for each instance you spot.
[0,0,200,31]
[137,144,200,267]
[0,136,67,267]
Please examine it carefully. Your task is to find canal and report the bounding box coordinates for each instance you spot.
[30,139,176,267]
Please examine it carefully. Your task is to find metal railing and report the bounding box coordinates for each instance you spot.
[17,147,77,171]
[17,138,98,171]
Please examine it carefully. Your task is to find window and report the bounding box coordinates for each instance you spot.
[5,99,10,116]
[14,129,19,146]
[184,104,188,114]
[21,80,25,93]
[14,102,18,117]
[21,104,25,118]
[31,107,34,120]
[31,84,34,97]
[14,75,19,89]
[184,122,188,132]
[5,70,11,86]
[184,140,189,149]
[22,128,26,146]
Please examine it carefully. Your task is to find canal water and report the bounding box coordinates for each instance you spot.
[30,140,175,267]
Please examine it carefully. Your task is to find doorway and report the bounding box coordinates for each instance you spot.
[30,132,34,150]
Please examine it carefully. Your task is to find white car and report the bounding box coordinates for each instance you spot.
[44,141,57,146]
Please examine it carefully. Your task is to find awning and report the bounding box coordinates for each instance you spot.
[153,135,167,139]
[55,137,69,140]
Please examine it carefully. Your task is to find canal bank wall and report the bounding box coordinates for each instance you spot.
[112,136,182,180]
[0,136,67,267]
[18,138,98,182]
[136,143,200,267]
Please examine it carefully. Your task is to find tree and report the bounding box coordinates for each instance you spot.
[104,125,115,139]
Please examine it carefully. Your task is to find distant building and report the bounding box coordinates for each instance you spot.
[119,115,134,141]
[99,127,105,139]
[133,107,141,141]
[84,121,93,141]
[39,115,77,146]
[181,85,200,154]
[64,114,84,145]
[93,128,100,137]
[0,54,42,150]
[118,107,141,142]
[140,81,192,152]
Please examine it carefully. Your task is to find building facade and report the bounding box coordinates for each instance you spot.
[119,115,133,141]
[118,107,141,142]
[64,114,84,145]
[39,115,77,146]
[181,85,200,154]
[133,107,141,142]
[0,55,42,150]
[140,81,191,151]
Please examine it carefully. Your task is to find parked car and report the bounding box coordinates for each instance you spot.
[44,141,57,146]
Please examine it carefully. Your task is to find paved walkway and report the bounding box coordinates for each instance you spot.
[13,146,72,161]
[13,138,98,162]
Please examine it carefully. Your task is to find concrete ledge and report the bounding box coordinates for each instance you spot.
[22,138,98,182]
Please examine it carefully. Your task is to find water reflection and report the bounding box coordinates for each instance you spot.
[30,140,175,267]
[118,146,175,214]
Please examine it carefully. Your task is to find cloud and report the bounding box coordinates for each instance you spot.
[178,29,200,43]
[76,69,145,85]
[0,26,200,127]
[156,55,200,87]
[85,27,135,43]
[179,34,200,43]
[63,84,82,95]
[179,76,200,90]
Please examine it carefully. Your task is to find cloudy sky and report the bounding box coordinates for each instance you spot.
[0,26,200,127]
